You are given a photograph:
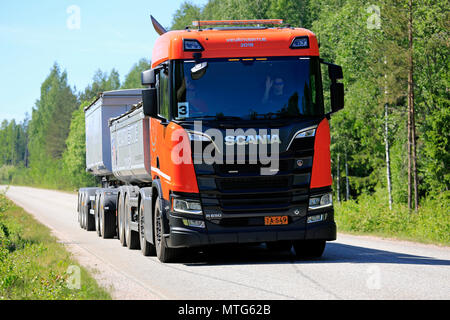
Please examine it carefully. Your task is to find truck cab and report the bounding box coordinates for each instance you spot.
[140,19,344,261]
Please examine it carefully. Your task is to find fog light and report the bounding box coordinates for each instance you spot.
[182,219,205,228]
[307,213,327,224]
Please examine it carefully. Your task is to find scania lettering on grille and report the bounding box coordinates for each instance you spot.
[224,134,281,145]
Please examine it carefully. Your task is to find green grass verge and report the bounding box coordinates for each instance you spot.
[0,193,111,300]
[335,190,450,246]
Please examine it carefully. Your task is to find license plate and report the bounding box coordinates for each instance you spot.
[264,216,288,225]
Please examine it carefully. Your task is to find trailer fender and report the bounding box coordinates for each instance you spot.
[102,189,118,216]
[139,187,154,244]
[85,188,99,215]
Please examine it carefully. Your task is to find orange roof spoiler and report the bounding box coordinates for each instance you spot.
[192,19,283,27]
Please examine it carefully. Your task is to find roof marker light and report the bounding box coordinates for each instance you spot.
[183,39,204,51]
[290,36,310,49]
[192,19,283,27]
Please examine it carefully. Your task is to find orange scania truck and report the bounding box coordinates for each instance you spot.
[77,17,344,262]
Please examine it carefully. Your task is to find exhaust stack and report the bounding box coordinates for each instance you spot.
[151,15,167,35]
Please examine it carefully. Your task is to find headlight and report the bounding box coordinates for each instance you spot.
[172,198,203,215]
[295,127,316,139]
[309,193,332,210]
[287,126,317,149]
[186,131,211,142]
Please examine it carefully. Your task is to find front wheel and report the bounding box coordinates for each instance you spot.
[293,240,326,258]
[154,197,178,263]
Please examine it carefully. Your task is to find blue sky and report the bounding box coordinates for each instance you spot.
[0,0,208,122]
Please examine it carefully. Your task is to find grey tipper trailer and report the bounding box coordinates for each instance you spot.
[84,89,143,176]
[78,89,143,234]
[109,105,152,184]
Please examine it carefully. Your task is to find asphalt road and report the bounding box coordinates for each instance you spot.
[2,185,449,300]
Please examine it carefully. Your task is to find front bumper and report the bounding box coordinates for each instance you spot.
[166,209,336,248]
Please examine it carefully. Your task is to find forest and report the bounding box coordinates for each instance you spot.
[0,0,448,242]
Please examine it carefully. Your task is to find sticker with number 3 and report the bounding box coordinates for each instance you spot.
[178,102,189,118]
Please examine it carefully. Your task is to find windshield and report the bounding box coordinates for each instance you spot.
[173,56,324,120]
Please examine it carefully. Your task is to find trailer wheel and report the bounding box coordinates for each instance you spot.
[82,193,88,230]
[95,194,102,237]
[79,193,84,229]
[154,196,178,263]
[77,192,82,224]
[101,195,116,239]
[293,240,326,259]
[125,194,139,249]
[118,193,127,247]
[139,200,156,256]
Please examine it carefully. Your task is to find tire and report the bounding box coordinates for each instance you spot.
[95,194,102,237]
[118,193,127,247]
[293,240,326,258]
[78,193,84,229]
[77,193,81,225]
[266,241,293,252]
[125,194,139,250]
[81,194,87,230]
[139,200,156,256]
[101,196,116,239]
[154,196,178,263]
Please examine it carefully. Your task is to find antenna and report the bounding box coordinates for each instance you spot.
[150,15,167,35]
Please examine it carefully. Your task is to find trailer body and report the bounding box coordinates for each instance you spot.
[109,107,152,184]
[84,90,142,176]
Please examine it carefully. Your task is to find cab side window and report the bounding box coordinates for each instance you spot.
[158,68,170,119]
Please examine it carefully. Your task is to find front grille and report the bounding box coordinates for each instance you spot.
[217,175,290,191]
[193,136,315,226]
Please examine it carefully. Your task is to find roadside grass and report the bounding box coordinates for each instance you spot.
[335,189,450,246]
[0,193,111,300]
[0,165,92,193]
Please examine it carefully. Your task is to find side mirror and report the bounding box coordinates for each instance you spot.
[142,88,157,117]
[330,82,344,112]
[141,69,156,86]
[321,60,344,114]
[328,63,343,81]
